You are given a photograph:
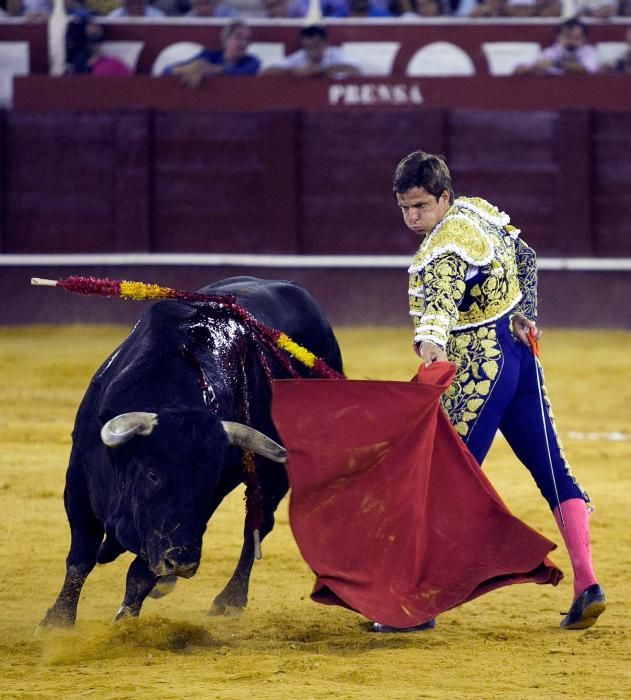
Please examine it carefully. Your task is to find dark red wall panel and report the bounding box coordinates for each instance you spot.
[0,110,5,254]
[113,110,152,252]
[4,110,152,254]
[151,110,300,254]
[299,109,446,255]
[5,112,118,253]
[153,112,274,253]
[592,113,631,257]
[447,110,566,255]
[555,110,593,256]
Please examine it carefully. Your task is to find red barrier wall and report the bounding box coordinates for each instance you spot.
[4,78,631,259]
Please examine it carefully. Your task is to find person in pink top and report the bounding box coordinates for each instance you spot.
[90,54,131,76]
[65,18,131,75]
[514,17,598,75]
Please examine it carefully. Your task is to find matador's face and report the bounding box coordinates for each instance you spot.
[396,187,451,238]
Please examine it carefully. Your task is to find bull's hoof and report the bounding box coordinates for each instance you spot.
[113,605,140,622]
[148,575,178,599]
[207,602,244,618]
[39,607,76,629]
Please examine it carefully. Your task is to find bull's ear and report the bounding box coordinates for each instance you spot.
[101,412,159,448]
[220,421,287,464]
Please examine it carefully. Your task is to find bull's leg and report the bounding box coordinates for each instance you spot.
[41,563,97,627]
[41,486,103,627]
[207,529,255,617]
[113,556,158,621]
[208,466,287,618]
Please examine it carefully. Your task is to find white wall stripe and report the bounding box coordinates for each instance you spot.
[498,430,630,442]
[2,253,631,271]
[565,431,630,442]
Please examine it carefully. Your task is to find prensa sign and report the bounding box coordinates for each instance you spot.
[328,83,423,107]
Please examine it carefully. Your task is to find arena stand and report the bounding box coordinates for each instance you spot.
[0,17,630,327]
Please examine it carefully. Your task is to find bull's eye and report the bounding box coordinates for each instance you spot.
[146,469,161,487]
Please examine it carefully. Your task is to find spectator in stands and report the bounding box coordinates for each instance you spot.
[107,0,165,15]
[501,0,560,16]
[575,0,618,19]
[186,0,239,16]
[8,0,94,21]
[601,27,631,73]
[163,20,260,87]
[440,0,481,15]
[499,0,561,16]
[577,0,618,18]
[468,0,505,16]
[513,17,598,75]
[415,0,443,15]
[457,0,562,13]
[289,0,351,16]
[464,0,558,16]
[66,17,132,74]
[66,0,93,16]
[7,0,51,19]
[260,0,305,16]
[262,25,361,78]
[389,0,445,17]
[454,0,558,15]
[344,0,391,15]
[225,0,262,16]
[152,0,190,14]
[83,0,118,14]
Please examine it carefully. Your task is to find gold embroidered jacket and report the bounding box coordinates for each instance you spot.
[408,196,537,349]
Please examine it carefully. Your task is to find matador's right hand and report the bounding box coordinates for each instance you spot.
[418,341,448,367]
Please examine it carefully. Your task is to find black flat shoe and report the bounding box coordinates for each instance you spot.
[370,619,436,633]
[560,583,606,630]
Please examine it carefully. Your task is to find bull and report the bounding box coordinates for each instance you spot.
[41,276,343,626]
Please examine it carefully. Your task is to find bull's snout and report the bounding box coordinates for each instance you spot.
[162,558,198,578]
[155,548,200,578]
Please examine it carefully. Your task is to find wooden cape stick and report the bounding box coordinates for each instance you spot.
[30,275,344,380]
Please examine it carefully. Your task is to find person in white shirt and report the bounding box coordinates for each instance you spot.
[108,0,165,16]
[262,24,361,79]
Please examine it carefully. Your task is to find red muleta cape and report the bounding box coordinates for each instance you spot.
[271,362,562,628]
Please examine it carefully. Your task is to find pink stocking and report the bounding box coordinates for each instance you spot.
[553,498,598,600]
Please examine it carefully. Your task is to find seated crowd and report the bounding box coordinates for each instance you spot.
[61,14,631,78]
[3,0,630,78]
[4,0,631,19]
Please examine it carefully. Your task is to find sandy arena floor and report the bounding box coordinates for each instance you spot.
[0,324,629,700]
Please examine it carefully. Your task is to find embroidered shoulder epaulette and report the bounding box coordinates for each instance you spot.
[456,197,511,227]
[408,197,517,275]
[408,214,492,273]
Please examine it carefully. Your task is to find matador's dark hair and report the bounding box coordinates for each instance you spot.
[392,151,454,204]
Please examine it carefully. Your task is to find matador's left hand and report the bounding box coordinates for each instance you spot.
[512,313,542,346]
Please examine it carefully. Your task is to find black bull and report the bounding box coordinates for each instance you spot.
[42,277,343,626]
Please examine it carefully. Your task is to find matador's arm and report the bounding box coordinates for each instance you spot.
[409,252,469,350]
[511,236,538,323]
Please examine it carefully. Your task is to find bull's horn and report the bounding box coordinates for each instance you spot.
[221,421,287,464]
[101,412,158,447]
